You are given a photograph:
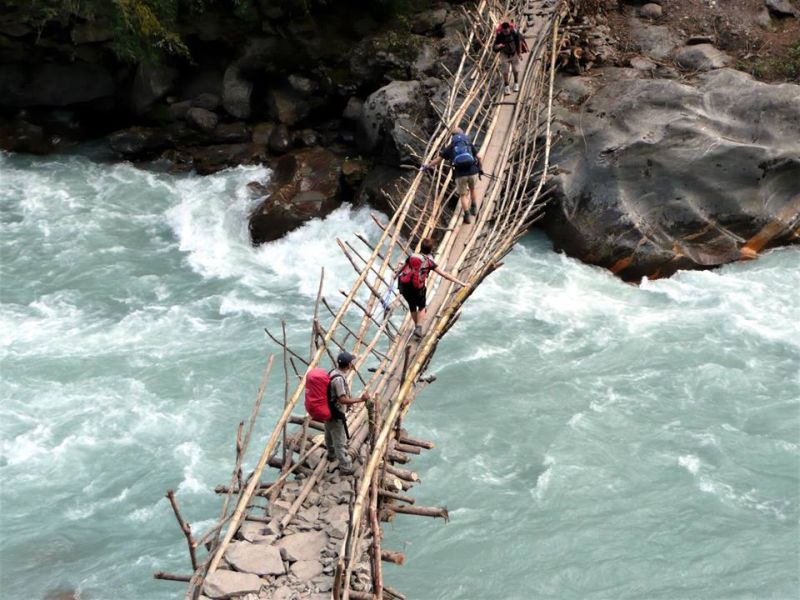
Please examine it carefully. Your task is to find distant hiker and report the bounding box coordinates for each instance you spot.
[396,237,467,340]
[421,127,483,225]
[493,21,523,95]
[304,351,369,475]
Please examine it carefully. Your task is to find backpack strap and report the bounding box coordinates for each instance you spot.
[327,371,347,421]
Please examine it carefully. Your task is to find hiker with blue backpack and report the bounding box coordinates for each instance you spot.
[396,237,467,340]
[421,127,483,225]
[304,351,369,475]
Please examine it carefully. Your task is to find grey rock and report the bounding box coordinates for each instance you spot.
[276,530,329,562]
[214,122,251,143]
[192,93,221,111]
[639,3,663,18]
[288,74,317,94]
[755,7,775,28]
[548,68,800,280]
[239,521,279,544]
[312,576,333,592]
[675,44,731,71]
[222,66,253,119]
[107,127,171,157]
[342,97,364,121]
[225,542,285,576]
[630,56,657,71]
[132,62,178,114]
[168,100,192,121]
[297,505,320,524]
[356,80,425,161]
[267,89,310,126]
[292,128,319,148]
[203,570,264,599]
[411,8,448,33]
[290,559,324,581]
[186,107,219,132]
[252,122,276,145]
[629,21,678,59]
[765,0,799,17]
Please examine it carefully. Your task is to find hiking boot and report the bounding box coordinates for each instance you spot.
[463,212,473,224]
[326,452,336,462]
[513,82,520,93]
[503,85,511,95]
[413,325,423,339]
[470,201,478,216]
[339,464,355,475]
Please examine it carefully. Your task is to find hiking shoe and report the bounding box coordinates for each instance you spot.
[326,453,336,462]
[503,85,511,95]
[513,82,520,92]
[463,213,473,224]
[470,201,478,216]
[413,325,423,339]
[339,464,355,475]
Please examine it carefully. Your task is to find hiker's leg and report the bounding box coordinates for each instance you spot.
[409,309,418,325]
[329,419,352,471]
[512,57,521,83]
[324,422,335,460]
[501,61,510,85]
[460,190,471,213]
[468,176,478,214]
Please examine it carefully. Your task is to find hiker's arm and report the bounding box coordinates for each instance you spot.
[422,155,443,171]
[337,391,370,405]
[493,35,504,52]
[433,266,467,287]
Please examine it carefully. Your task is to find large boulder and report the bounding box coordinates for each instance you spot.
[0,63,114,107]
[131,62,178,114]
[357,80,427,163]
[203,570,264,599]
[274,530,329,562]
[249,147,344,244]
[222,65,253,119]
[224,541,284,576]
[675,44,732,71]
[545,68,800,280]
[266,89,310,126]
[187,143,267,175]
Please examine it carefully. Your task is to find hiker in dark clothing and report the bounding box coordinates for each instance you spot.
[493,21,523,95]
[421,127,483,225]
[396,237,467,339]
[326,351,369,475]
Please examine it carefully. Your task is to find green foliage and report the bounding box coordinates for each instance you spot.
[112,0,189,61]
[737,44,800,83]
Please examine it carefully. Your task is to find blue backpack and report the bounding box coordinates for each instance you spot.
[450,133,475,168]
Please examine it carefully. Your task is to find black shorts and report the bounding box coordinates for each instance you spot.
[399,283,426,312]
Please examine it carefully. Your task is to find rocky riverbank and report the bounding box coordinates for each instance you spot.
[1,0,797,279]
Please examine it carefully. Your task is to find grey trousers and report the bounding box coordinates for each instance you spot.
[324,419,352,470]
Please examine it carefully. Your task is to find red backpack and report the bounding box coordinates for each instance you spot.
[304,368,345,422]
[398,254,433,289]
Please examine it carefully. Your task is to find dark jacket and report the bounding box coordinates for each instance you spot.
[494,29,521,57]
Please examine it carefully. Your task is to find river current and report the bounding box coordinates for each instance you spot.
[1,151,798,599]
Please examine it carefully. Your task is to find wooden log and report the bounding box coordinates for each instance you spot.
[393,443,421,455]
[397,434,435,450]
[384,586,407,600]
[387,449,410,464]
[384,464,419,483]
[166,490,198,571]
[381,550,405,565]
[389,504,449,521]
[378,489,416,505]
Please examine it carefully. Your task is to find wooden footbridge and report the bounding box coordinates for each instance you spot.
[157,1,573,597]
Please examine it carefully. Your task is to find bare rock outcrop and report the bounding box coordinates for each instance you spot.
[546,68,800,280]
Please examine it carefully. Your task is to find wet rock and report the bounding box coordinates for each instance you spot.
[108,126,171,157]
[675,44,731,71]
[268,124,291,154]
[290,560,324,581]
[342,97,364,121]
[203,570,264,599]
[132,62,178,114]
[249,147,343,244]
[252,122,276,144]
[0,118,51,154]
[275,530,329,562]
[292,128,319,148]
[225,542,285,576]
[188,143,267,175]
[186,107,219,132]
[548,68,800,280]
[356,164,405,215]
[267,89,310,127]
[214,122,251,143]
[168,100,192,121]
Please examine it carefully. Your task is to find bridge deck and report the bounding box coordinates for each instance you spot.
[159,1,572,598]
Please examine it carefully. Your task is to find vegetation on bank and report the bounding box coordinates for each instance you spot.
[8,0,425,62]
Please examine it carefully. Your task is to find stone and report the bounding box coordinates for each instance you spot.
[275,530,329,562]
[356,80,426,162]
[342,97,363,121]
[268,124,291,154]
[168,100,192,121]
[411,8,448,33]
[225,542,285,576]
[290,560,324,581]
[222,65,252,119]
[755,7,775,28]
[203,570,264,599]
[292,128,319,148]
[214,122,251,143]
[268,586,299,600]
[239,520,279,543]
[297,505,320,524]
[107,127,171,157]
[639,3,663,18]
[288,74,317,94]
[267,89,310,126]
[188,143,267,175]
[765,0,799,17]
[311,577,333,592]
[548,67,800,280]
[132,62,178,115]
[630,56,657,71]
[629,21,678,60]
[192,92,221,111]
[0,119,51,154]
[323,503,349,525]
[186,107,219,132]
[252,122,275,144]
[675,44,731,71]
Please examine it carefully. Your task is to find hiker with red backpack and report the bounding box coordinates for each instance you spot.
[493,21,525,95]
[304,351,369,475]
[396,237,467,340]
[421,127,483,225]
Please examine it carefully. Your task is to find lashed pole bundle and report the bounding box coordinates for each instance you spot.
[158,1,573,598]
